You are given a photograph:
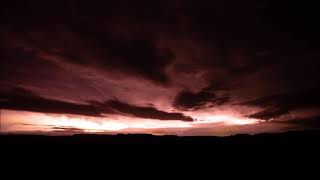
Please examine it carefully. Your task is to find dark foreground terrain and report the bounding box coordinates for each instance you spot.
[2,131,319,174]
[2,130,320,150]
[2,130,320,166]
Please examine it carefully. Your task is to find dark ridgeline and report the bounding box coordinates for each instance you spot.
[2,130,320,166]
[2,130,320,150]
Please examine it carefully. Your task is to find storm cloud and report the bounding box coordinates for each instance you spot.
[1,0,320,134]
[0,88,194,121]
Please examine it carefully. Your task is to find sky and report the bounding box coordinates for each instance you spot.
[1,0,320,136]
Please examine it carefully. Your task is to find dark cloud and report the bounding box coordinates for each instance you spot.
[0,88,193,121]
[282,116,320,129]
[50,126,86,132]
[1,0,179,85]
[21,124,86,133]
[106,100,193,122]
[96,38,175,84]
[0,88,107,117]
[247,108,287,120]
[243,90,320,120]
[2,0,319,86]
[173,89,229,110]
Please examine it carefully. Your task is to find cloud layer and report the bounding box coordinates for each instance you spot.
[1,0,320,134]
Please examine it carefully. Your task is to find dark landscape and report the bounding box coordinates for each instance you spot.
[2,130,320,167]
[1,1,320,162]
[3,130,320,149]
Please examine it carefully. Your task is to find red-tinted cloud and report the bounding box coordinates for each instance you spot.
[1,0,320,134]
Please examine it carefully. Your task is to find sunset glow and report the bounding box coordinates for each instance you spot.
[193,115,261,125]
[1,1,319,137]
[1,110,262,135]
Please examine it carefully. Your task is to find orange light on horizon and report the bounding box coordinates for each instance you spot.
[1,110,262,134]
[192,115,260,125]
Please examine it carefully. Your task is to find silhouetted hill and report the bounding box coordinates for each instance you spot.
[2,130,320,165]
[2,130,320,148]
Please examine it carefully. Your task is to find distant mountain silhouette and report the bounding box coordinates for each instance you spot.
[2,130,320,165]
[2,130,320,148]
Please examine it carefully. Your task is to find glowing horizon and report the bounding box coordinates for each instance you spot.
[1,109,262,135]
